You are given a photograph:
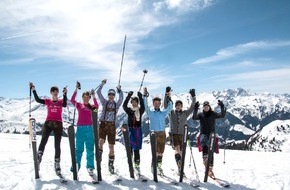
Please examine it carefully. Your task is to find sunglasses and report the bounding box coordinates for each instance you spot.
[108,93,115,96]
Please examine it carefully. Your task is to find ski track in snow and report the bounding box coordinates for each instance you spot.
[0,133,289,190]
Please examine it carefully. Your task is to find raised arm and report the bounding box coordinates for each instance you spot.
[92,90,99,109]
[32,90,45,104]
[122,91,133,114]
[143,87,150,116]
[116,86,124,109]
[192,101,200,120]
[185,89,196,117]
[163,100,173,117]
[162,86,173,116]
[214,100,226,119]
[62,86,67,107]
[70,90,78,107]
[96,80,107,106]
[138,91,145,115]
[29,82,45,104]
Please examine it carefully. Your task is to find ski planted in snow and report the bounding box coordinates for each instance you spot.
[179,124,189,182]
[204,132,215,182]
[68,109,78,180]
[122,124,135,179]
[150,130,158,182]
[92,108,102,182]
[29,118,40,179]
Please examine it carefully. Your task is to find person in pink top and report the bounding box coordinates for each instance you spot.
[29,82,67,175]
[70,81,99,174]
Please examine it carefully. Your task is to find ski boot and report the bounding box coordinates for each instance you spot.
[54,158,61,175]
[108,157,115,174]
[157,162,164,175]
[208,166,216,179]
[134,162,140,175]
[87,168,94,176]
[37,151,43,170]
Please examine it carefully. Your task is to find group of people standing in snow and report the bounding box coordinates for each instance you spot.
[29,80,226,179]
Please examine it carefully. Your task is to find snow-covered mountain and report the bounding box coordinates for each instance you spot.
[1,88,290,151]
[247,120,290,152]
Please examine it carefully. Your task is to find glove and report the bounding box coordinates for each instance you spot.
[166,95,172,103]
[189,88,196,97]
[166,86,172,93]
[29,82,35,90]
[128,91,133,97]
[143,87,149,97]
[116,85,121,93]
[137,91,142,98]
[62,86,68,95]
[90,89,95,96]
[101,79,107,85]
[76,81,81,90]
[218,100,224,108]
[194,101,200,111]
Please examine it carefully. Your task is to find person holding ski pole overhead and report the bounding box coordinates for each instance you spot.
[164,88,196,175]
[143,87,173,175]
[192,100,226,179]
[70,81,99,175]
[29,82,67,176]
[97,79,123,174]
[122,91,145,172]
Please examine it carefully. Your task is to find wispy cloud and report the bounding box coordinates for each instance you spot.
[192,40,290,65]
[154,0,214,13]
[0,0,213,91]
[213,68,290,93]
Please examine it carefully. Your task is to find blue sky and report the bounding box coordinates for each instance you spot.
[0,0,290,98]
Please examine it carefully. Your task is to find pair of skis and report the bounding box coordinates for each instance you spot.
[122,124,148,182]
[203,132,230,188]
[28,88,39,179]
[67,108,101,184]
[149,125,189,183]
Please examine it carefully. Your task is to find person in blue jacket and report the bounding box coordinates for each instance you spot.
[143,87,173,174]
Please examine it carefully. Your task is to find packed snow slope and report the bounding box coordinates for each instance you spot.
[0,133,289,190]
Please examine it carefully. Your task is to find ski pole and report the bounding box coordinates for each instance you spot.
[223,141,226,164]
[138,69,148,91]
[94,84,101,92]
[190,146,200,182]
[118,34,127,86]
[29,84,32,148]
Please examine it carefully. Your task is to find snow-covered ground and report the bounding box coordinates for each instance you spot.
[0,133,289,190]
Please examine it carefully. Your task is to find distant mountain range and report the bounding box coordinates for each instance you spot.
[1,88,289,152]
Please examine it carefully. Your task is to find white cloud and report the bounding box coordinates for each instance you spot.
[192,40,290,65]
[154,0,214,13]
[0,0,213,92]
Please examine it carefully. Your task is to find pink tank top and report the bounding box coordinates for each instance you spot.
[45,99,63,122]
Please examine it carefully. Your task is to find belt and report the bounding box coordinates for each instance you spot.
[155,131,165,134]
[102,121,115,125]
